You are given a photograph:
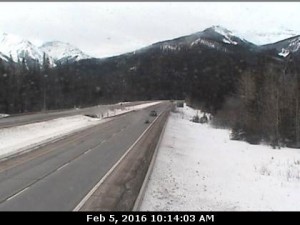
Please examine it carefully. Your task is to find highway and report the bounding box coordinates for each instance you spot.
[0,101,146,129]
[0,102,170,211]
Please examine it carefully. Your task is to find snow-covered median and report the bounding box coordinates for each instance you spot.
[0,114,9,119]
[104,101,162,118]
[140,104,300,211]
[0,115,103,159]
[0,101,161,159]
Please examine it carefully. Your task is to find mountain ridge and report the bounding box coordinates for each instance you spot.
[103,26,299,61]
[39,41,91,65]
[1,26,300,67]
[0,33,90,66]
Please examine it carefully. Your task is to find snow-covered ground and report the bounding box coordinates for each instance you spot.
[0,101,161,159]
[140,104,300,211]
[0,114,9,119]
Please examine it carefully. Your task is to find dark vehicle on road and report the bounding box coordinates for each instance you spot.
[150,110,157,117]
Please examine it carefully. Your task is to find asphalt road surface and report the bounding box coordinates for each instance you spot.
[0,102,170,211]
[0,101,146,129]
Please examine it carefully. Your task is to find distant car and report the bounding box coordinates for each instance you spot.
[150,110,157,117]
[84,114,99,118]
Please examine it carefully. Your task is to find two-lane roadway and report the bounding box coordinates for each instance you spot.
[0,101,170,211]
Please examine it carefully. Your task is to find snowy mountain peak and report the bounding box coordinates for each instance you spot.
[39,41,90,64]
[0,32,90,66]
[208,25,238,45]
[0,32,44,63]
[211,25,233,36]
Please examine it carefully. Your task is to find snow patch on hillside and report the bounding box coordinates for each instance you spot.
[191,38,217,48]
[212,26,238,45]
[279,48,290,57]
[161,44,180,52]
[287,37,300,52]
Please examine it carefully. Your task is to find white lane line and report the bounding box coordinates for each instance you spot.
[84,149,93,155]
[73,110,163,211]
[6,187,29,201]
[56,162,70,171]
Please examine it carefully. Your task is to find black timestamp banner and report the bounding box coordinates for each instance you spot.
[0,211,299,224]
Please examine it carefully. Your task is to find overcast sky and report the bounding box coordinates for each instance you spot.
[1,2,300,58]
